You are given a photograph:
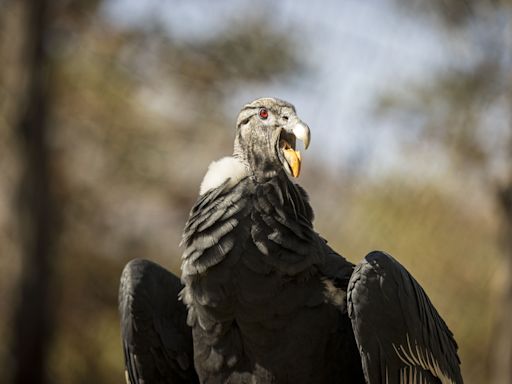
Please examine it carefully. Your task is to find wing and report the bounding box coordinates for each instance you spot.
[180,178,250,280]
[347,251,463,384]
[119,259,199,384]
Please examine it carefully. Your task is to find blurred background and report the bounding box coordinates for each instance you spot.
[0,0,511,383]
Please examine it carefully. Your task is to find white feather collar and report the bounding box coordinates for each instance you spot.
[199,156,248,195]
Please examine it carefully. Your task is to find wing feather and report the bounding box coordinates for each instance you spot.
[348,251,463,384]
[119,259,198,384]
[181,181,250,281]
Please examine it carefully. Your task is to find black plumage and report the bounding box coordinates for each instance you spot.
[119,259,198,384]
[348,252,463,383]
[119,97,463,383]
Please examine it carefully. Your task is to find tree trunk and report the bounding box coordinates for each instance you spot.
[11,0,55,383]
[492,182,512,384]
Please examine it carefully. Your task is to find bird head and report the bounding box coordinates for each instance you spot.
[234,97,310,179]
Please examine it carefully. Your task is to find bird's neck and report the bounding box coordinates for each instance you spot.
[233,132,282,181]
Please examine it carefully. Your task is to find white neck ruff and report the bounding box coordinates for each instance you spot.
[199,156,248,195]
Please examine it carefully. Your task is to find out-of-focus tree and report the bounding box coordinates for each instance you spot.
[0,0,300,383]
[0,1,299,383]
[10,0,55,383]
[381,1,512,382]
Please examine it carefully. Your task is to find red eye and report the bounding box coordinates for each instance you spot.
[259,108,269,119]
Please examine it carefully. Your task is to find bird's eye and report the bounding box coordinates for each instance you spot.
[259,108,269,119]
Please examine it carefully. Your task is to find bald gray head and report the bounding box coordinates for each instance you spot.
[234,97,310,179]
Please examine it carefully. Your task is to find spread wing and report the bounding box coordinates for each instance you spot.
[119,259,199,384]
[347,251,463,384]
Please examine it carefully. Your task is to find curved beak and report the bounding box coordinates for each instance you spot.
[291,120,311,150]
[281,118,311,178]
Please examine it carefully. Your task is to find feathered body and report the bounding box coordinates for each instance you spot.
[181,168,364,383]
